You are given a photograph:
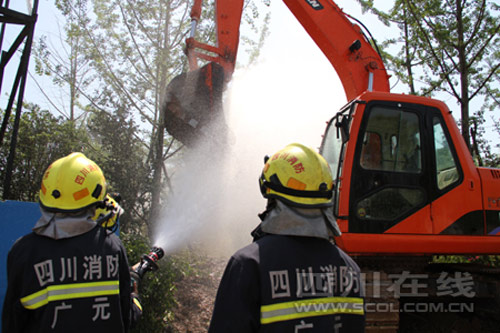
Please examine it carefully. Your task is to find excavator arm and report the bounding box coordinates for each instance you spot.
[185,0,243,78]
[162,0,390,145]
[161,0,244,146]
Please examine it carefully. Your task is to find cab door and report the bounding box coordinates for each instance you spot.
[427,110,484,235]
[348,101,432,234]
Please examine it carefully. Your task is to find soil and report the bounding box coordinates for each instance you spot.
[167,255,227,332]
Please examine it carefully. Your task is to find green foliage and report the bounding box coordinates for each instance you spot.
[121,233,177,332]
[83,0,192,125]
[47,0,201,237]
[433,255,500,267]
[0,104,90,201]
[85,107,152,233]
[241,1,271,67]
[121,234,203,332]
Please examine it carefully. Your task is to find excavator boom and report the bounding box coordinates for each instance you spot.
[282,0,390,100]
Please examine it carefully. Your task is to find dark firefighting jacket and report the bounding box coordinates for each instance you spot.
[208,234,365,332]
[2,224,132,332]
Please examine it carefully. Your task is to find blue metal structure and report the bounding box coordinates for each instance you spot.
[0,200,40,331]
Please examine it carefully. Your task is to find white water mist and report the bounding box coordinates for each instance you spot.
[153,29,345,256]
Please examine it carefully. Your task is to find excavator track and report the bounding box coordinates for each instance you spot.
[354,256,500,332]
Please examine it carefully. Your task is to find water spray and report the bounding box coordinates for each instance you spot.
[131,246,165,283]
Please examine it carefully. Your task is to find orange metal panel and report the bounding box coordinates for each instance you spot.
[430,180,483,234]
[479,168,500,211]
[384,205,432,234]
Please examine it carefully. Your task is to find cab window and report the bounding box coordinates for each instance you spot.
[433,116,459,190]
[321,119,343,178]
[356,187,425,221]
[360,107,421,173]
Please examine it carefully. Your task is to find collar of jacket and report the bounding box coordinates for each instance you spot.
[260,200,341,240]
[33,207,98,240]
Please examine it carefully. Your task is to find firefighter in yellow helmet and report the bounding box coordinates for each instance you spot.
[209,143,365,332]
[2,153,141,332]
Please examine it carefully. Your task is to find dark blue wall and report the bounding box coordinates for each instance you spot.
[0,201,40,332]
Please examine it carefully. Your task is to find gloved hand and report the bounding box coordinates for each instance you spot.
[130,262,142,289]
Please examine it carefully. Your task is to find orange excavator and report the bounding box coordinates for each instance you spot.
[163,1,500,328]
[162,0,500,256]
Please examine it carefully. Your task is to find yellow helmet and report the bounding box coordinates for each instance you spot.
[93,193,124,228]
[39,152,106,212]
[259,143,333,208]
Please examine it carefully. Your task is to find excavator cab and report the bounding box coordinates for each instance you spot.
[320,91,500,254]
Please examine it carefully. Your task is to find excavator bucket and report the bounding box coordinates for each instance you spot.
[162,62,226,147]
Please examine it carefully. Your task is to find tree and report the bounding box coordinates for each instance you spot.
[37,0,200,238]
[0,104,90,201]
[356,0,422,95]
[85,105,152,233]
[356,0,500,155]
[479,66,500,166]
[240,1,271,66]
[39,0,270,238]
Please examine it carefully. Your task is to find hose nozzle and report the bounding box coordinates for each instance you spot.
[134,246,165,280]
